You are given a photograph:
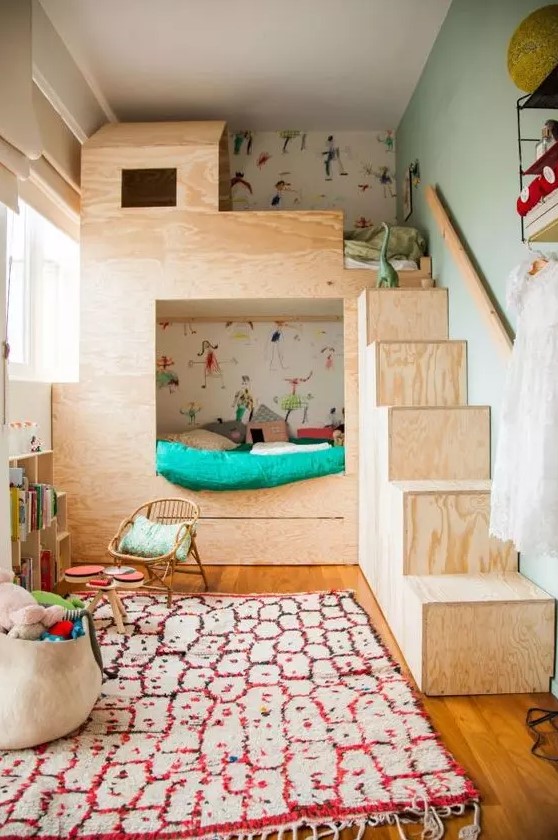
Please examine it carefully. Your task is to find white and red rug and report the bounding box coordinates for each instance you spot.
[0,591,481,839]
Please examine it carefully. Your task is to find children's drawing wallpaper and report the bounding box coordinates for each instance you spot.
[228,129,396,230]
[156,319,344,436]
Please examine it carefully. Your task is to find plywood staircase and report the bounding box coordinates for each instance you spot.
[358,287,555,695]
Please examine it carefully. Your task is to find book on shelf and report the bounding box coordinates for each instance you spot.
[15,556,33,591]
[40,548,52,592]
[10,482,57,539]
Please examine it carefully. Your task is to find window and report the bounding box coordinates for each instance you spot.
[121,168,177,207]
[5,202,79,382]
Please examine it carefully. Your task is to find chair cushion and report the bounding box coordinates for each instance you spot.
[118,514,192,562]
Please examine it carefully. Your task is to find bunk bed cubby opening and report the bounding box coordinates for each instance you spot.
[155,298,346,494]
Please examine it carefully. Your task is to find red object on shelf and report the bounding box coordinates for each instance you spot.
[297,427,334,440]
[40,549,52,592]
[524,141,558,176]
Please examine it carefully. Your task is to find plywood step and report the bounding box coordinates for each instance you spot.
[391,479,517,575]
[365,289,448,343]
[374,340,467,407]
[388,406,490,481]
[402,573,555,695]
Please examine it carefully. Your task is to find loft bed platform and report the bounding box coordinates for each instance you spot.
[54,121,432,567]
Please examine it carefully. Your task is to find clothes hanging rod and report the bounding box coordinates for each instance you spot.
[157,315,343,324]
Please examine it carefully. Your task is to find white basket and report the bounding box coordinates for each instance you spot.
[0,619,102,749]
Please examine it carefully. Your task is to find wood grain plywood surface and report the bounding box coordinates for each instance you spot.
[196,518,349,565]
[376,340,467,407]
[422,600,555,695]
[403,574,555,695]
[402,490,517,575]
[366,289,448,343]
[388,406,490,481]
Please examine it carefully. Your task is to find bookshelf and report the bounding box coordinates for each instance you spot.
[9,450,71,591]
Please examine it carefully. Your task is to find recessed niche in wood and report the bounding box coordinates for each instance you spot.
[121,168,177,207]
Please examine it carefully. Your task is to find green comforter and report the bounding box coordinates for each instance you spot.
[344,224,426,264]
[156,440,345,491]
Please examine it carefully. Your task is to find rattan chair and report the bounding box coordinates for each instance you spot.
[107,497,208,606]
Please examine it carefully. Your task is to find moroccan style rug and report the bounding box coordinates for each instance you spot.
[0,591,481,839]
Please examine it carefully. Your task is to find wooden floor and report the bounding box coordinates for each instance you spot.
[66,564,558,839]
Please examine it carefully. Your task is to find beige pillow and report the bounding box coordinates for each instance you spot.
[166,429,238,451]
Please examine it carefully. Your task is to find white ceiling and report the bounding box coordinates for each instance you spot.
[39,0,451,131]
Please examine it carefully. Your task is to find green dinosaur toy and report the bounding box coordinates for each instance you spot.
[376,222,399,288]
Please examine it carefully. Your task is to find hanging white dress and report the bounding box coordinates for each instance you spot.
[490,259,558,556]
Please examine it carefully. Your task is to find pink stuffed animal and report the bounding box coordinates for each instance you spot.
[0,569,65,639]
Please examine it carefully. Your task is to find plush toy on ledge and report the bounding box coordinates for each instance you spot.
[0,568,65,639]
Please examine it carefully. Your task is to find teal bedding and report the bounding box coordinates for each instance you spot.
[156,439,345,491]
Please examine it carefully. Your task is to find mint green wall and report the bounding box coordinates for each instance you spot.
[396,0,558,697]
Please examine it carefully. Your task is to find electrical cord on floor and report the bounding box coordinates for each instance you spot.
[526,707,558,761]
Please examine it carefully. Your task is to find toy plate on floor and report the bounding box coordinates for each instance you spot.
[64,564,105,582]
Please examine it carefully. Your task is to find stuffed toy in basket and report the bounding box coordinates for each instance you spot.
[0,569,103,750]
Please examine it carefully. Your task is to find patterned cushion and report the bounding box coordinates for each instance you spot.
[118,514,191,562]
[202,420,246,443]
[251,403,283,423]
[165,429,238,451]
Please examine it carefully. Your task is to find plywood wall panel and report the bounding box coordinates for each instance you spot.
[197,518,347,565]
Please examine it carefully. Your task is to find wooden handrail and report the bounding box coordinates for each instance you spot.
[425,185,513,356]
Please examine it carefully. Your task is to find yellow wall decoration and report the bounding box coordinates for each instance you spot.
[508,5,558,93]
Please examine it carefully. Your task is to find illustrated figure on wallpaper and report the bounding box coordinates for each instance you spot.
[184,322,197,336]
[377,130,395,152]
[232,131,253,155]
[278,130,306,153]
[180,402,202,425]
[156,356,179,393]
[320,346,337,371]
[357,184,370,192]
[232,375,255,422]
[376,223,399,289]
[188,340,237,389]
[267,320,297,369]
[226,320,254,344]
[257,152,271,169]
[230,172,253,194]
[271,179,296,208]
[373,167,396,199]
[322,136,348,180]
[158,320,170,330]
[275,371,314,422]
[354,216,373,229]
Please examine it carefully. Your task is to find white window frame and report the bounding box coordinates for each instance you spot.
[5,201,79,383]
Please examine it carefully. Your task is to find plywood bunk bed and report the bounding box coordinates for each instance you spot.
[53,121,433,568]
